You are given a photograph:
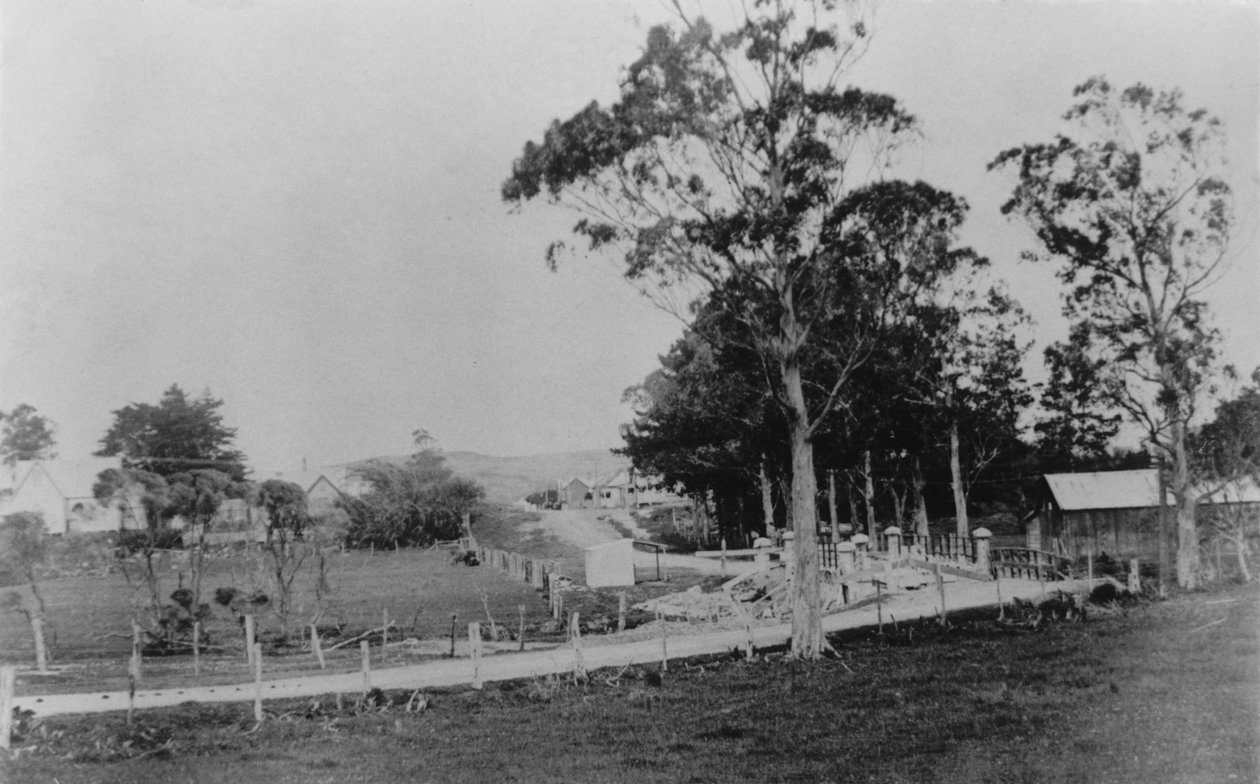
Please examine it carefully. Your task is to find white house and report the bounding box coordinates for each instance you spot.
[0,457,143,535]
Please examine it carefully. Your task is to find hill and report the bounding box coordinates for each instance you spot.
[346,449,632,504]
[445,449,632,504]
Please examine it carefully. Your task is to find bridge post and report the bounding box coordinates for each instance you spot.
[883,527,902,558]
[837,541,855,574]
[971,527,992,574]
[851,534,869,570]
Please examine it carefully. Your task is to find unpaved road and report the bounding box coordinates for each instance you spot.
[528,508,754,577]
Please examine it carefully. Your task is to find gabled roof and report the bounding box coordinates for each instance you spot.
[1044,469,1260,511]
[1043,470,1162,511]
[602,470,631,488]
[11,457,123,501]
[259,469,345,495]
[1198,476,1260,504]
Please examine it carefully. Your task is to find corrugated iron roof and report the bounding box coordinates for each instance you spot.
[1045,469,1260,510]
[1044,470,1161,511]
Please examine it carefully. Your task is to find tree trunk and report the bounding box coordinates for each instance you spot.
[1170,419,1200,589]
[1232,529,1252,582]
[783,361,822,659]
[846,481,859,534]
[912,454,930,537]
[863,450,875,537]
[759,462,775,536]
[827,471,838,532]
[890,485,905,527]
[949,415,969,536]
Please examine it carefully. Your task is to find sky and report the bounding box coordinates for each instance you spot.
[0,0,1256,472]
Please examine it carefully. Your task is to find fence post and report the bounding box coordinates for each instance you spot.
[876,579,883,635]
[518,604,526,652]
[382,609,390,649]
[245,614,256,665]
[253,643,264,723]
[360,641,371,694]
[618,592,627,632]
[570,612,585,678]
[469,622,482,689]
[883,526,902,558]
[837,541,855,575]
[0,667,14,751]
[311,624,326,669]
[657,611,668,673]
[935,563,947,626]
[971,527,992,574]
[1128,558,1141,594]
[851,534,869,571]
[131,619,143,681]
[127,644,139,726]
[193,621,201,676]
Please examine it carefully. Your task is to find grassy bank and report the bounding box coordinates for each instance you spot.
[3,581,1255,783]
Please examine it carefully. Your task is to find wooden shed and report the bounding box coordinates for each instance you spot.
[1028,470,1167,561]
[1029,469,1260,562]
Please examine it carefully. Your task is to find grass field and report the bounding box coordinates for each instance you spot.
[2,581,1255,783]
[0,505,711,695]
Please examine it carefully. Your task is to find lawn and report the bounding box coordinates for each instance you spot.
[0,505,716,695]
[2,581,1255,783]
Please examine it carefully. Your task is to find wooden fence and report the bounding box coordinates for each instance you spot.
[476,546,556,592]
[990,547,1072,581]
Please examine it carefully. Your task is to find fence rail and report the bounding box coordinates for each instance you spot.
[990,547,1071,581]
[900,533,976,563]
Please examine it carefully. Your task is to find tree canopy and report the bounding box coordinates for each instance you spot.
[0,404,56,465]
[993,77,1234,588]
[96,384,248,480]
[341,448,484,549]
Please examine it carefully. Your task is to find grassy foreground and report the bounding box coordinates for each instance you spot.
[2,582,1255,784]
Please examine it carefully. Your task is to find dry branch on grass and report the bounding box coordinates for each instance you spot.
[324,622,398,652]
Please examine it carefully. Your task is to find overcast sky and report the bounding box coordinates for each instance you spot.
[0,0,1256,471]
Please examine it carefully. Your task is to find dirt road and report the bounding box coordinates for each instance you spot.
[527,507,754,578]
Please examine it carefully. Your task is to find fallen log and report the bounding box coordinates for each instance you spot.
[326,622,397,652]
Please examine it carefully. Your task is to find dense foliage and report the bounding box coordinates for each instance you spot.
[0,404,56,465]
[341,450,484,549]
[96,384,248,480]
[993,78,1234,588]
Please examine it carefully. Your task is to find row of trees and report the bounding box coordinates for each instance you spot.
[0,386,484,647]
[503,0,1241,655]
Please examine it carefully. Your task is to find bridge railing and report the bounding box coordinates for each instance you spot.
[989,547,1072,581]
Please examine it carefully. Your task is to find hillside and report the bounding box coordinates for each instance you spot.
[445,449,632,503]
[347,449,633,504]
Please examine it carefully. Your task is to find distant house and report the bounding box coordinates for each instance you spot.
[624,471,688,508]
[600,471,633,508]
[260,469,349,516]
[0,457,144,535]
[1028,469,1260,561]
[560,478,594,509]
